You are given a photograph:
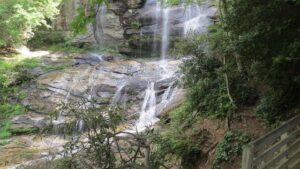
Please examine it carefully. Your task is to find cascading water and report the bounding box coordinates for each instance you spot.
[52,54,105,132]
[76,54,105,131]
[111,82,127,105]
[160,6,170,61]
[134,82,159,131]
[139,30,143,57]
[6,1,219,167]
[152,1,161,52]
[76,119,84,131]
[94,4,107,46]
[161,82,173,105]
[52,89,71,129]
[89,53,104,62]
[183,2,212,36]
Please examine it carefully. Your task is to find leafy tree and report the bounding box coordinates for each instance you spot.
[0,0,61,47]
[53,98,166,169]
[221,0,300,123]
[179,0,300,124]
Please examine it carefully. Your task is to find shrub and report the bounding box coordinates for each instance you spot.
[28,31,67,48]
[255,90,286,125]
[213,131,251,169]
[130,20,141,29]
[181,51,235,118]
[0,121,12,139]
[150,103,210,169]
[0,56,40,139]
[171,34,207,57]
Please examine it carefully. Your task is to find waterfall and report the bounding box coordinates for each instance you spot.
[161,83,173,105]
[94,4,107,46]
[183,2,211,36]
[52,89,71,131]
[135,82,159,131]
[161,6,170,60]
[76,119,84,131]
[152,1,161,52]
[52,56,104,132]
[87,69,98,101]
[111,82,126,105]
[89,53,104,62]
[139,30,143,57]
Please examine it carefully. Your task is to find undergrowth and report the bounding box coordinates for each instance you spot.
[213,131,251,169]
[0,55,41,139]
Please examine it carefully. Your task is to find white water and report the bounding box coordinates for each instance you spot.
[161,83,173,105]
[161,6,170,60]
[52,53,104,131]
[89,53,104,62]
[95,4,107,46]
[76,119,84,131]
[111,82,127,105]
[52,89,71,127]
[152,1,161,52]
[134,82,159,131]
[8,1,217,167]
[74,64,101,132]
[183,2,212,36]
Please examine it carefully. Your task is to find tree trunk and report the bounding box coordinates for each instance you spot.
[223,55,234,130]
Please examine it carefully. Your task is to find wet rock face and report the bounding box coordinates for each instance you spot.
[53,0,217,53]
[14,54,181,130]
[11,113,50,130]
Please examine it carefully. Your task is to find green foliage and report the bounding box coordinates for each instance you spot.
[255,90,287,125]
[150,103,209,169]
[58,98,152,169]
[47,44,86,53]
[0,121,12,139]
[28,31,66,48]
[0,57,40,87]
[221,0,300,123]
[130,20,141,29]
[181,50,235,118]
[10,127,38,135]
[71,0,108,35]
[164,0,181,6]
[53,158,74,169]
[0,103,25,120]
[180,0,300,123]
[0,0,61,47]
[166,102,196,128]
[213,131,251,169]
[0,104,26,139]
[171,34,207,57]
[0,55,41,139]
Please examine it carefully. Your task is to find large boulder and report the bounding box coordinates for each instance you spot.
[11,112,50,130]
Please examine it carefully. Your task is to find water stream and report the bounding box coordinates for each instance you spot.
[5,0,216,167]
[160,6,170,61]
[152,1,161,52]
[94,4,107,46]
[111,82,127,105]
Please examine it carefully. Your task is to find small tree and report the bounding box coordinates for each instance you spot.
[57,97,162,169]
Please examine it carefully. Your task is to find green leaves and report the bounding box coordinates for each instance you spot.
[70,0,107,35]
[0,0,61,47]
[213,131,251,169]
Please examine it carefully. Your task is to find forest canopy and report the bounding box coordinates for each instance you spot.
[0,0,61,47]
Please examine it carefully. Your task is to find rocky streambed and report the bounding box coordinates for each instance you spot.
[0,51,185,168]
